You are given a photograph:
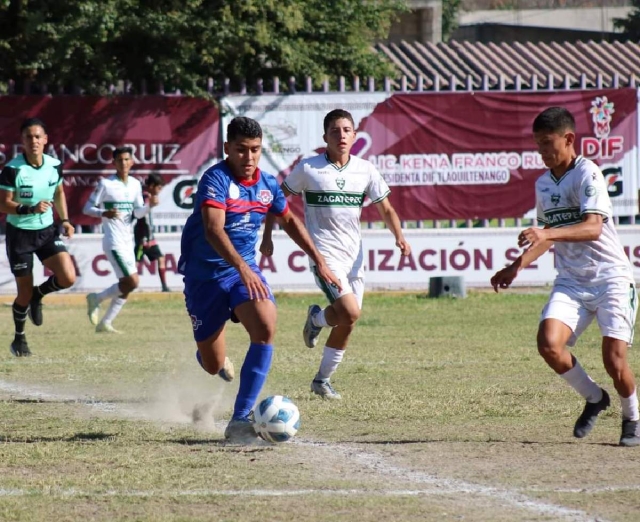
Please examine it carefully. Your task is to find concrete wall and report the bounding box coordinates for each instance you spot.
[388,0,443,43]
[451,23,625,44]
[458,7,632,33]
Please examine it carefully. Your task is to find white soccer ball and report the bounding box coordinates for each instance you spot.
[254,395,300,443]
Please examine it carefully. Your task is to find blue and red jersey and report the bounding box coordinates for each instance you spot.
[179,161,289,281]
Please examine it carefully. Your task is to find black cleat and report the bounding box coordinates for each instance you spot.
[27,295,43,326]
[619,420,640,447]
[573,389,610,438]
[10,337,32,357]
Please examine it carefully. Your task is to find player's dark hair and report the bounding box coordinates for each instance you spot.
[113,146,134,160]
[145,173,165,187]
[532,107,576,134]
[323,109,355,133]
[20,117,47,135]
[227,117,262,142]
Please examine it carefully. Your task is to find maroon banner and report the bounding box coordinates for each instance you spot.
[0,96,219,225]
[357,88,638,221]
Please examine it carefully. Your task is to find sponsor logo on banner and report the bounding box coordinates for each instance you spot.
[581,96,624,160]
[590,96,615,139]
[173,179,198,209]
[602,166,623,197]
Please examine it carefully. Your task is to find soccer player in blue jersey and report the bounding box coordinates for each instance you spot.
[179,117,341,442]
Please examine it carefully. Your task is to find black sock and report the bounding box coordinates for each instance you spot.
[36,276,62,299]
[13,302,28,336]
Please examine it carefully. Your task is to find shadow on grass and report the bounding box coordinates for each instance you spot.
[0,432,116,443]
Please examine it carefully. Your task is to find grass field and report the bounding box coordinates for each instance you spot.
[0,291,639,521]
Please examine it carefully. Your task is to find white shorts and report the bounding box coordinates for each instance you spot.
[540,281,638,347]
[311,263,365,309]
[105,247,137,279]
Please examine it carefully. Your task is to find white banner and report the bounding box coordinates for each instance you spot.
[2,228,640,294]
[220,93,391,177]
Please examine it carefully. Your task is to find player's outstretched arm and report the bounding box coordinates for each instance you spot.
[203,206,270,300]
[277,211,342,292]
[374,198,411,256]
[53,184,74,238]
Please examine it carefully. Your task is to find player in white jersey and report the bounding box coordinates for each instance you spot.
[491,107,639,447]
[260,109,411,400]
[83,147,156,333]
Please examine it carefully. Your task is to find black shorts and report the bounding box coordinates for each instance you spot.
[135,240,163,262]
[5,222,68,277]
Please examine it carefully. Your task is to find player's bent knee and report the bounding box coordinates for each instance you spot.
[248,322,276,344]
[58,271,76,288]
[537,342,562,362]
[338,307,360,325]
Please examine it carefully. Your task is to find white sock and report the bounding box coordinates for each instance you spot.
[96,283,120,303]
[312,308,331,328]
[101,297,126,325]
[560,359,603,403]
[620,389,640,421]
[316,346,345,380]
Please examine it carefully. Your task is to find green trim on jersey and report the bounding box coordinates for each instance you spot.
[282,181,300,196]
[305,190,365,207]
[544,207,581,227]
[312,266,339,303]
[104,201,135,212]
[370,190,391,204]
[549,156,582,185]
[324,152,351,172]
[111,250,131,277]
[0,154,62,230]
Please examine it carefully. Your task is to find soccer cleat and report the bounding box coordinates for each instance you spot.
[161,286,171,293]
[95,322,122,334]
[224,414,258,443]
[619,420,640,447]
[28,294,43,326]
[10,336,31,357]
[311,378,342,400]
[573,388,610,438]
[86,293,100,325]
[218,356,235,382]
[303,304,323,348]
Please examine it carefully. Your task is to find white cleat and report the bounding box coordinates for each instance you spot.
[96,322,122,334]
[218,356,235,382]
[86,293,100,325]
[303,304,323,348]
[310,379,342,400]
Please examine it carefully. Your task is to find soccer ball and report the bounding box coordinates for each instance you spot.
[254,395,300,443]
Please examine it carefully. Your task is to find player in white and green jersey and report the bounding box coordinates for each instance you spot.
[0,118,76,357]
[491,107,639,447]
[261,109,411,400]
[83,146,155,333]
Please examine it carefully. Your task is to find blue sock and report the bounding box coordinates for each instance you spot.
[233,343,274,420]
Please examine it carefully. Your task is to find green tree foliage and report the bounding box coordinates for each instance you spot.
[613,0,640,41]
[0,0,408,95]
[442,0,462,41]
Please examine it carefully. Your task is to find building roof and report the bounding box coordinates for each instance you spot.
[374,40,640,90]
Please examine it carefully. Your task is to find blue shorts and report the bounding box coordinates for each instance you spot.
[184,266,275,342]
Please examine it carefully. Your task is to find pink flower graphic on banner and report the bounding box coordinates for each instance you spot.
[590,97,615,139]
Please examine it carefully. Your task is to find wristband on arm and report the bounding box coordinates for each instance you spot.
[16,204,34,215]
